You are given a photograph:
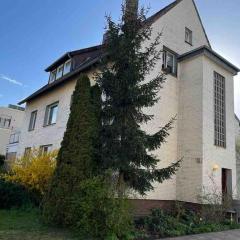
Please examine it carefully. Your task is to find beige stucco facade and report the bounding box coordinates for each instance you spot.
[235,116,240,197]
[18,0,239,204]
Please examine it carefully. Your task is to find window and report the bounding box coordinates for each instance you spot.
[24,147,31,157]
[0,117,11,129]
[63,60,71,75]
[9,132,20,144]
[49,59,72,83]
[28,110,37,131]
[56,65,64,79]
[185,27,193,45]
[40,144,53,154]
[214,71,226,148]
[44,102,59,126]
[6,152,17,161]
[49,70,57,83]
[162,48,177,75]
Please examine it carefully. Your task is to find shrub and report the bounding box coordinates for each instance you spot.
[0,155,5,166]
[197,174,232,223]
[3,149,57,196]
[42,75,101,226]
[0,178,35,209]
[135,206,240,238]
[68,175,134,240]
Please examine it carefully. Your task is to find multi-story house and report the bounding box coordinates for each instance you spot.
[18,0,239,208]
[0,105,24,158]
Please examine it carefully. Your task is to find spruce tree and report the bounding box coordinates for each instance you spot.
[43,74,100,225]
[97,2,180,195]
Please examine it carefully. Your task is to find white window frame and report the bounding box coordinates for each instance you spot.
[24,147,31,157]
[56,64,64,79]
[9,132,20,144]
[28,110,37,131]
[185,27,193,45]
[49,70,57,83]
[162,48,177,76]
[63,59,71,75]
[44,102,59,126]
[214,71,226,148]
[40,144,53,154]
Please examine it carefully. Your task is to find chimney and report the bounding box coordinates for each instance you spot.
[102,31,110,45]
[124,0,139,23]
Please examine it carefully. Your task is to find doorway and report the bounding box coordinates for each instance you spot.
[222,168,232,202]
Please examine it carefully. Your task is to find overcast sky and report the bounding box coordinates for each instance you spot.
[0,0,239,118]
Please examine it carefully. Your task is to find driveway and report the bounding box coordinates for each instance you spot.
[163,230,240,240]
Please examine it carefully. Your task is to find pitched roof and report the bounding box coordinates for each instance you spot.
[19,0,211,104]
[146,0,211,48]
[178,45,240,75]
[45,45,103,72]
[18,51,102,105]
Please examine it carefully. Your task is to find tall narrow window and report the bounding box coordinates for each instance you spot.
[185,27,193,45]
[49,70,57,83]
[44,102,59,126]
[29,110,37,131]
[63,60,71,75]
[214,71,226,148]
[162,48,177,76]
[24,147,31,157]
[56,65,64,79]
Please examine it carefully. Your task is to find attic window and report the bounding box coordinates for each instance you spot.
[49,70,56,83]
[49,59,72,84]
[185,27,193,45]
[63,60,71,75]
[56,64,64,79]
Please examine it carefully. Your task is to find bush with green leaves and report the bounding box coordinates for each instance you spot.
[69,175,134,240]
[135,207,240,238]
[0,179,37,209]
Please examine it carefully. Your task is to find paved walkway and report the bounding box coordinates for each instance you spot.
[162,230,240,240]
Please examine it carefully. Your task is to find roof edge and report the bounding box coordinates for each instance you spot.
[45,44,103,72]
[178,46,240,74]
[236,114,240,124]
[18,55,101,105]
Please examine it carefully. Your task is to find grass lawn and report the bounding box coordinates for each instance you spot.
[0,209,77,240]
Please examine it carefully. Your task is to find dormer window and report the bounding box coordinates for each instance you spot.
[49,70,57,83]
[63,60,71,75]
[48,59,72,84]
[185,27,193,45]
[56,64,64,79]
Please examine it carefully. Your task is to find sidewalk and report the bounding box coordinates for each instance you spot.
[162,229,240,240]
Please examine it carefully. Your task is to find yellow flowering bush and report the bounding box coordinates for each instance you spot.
[3,149,57,195]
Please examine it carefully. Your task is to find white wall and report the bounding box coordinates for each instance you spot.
[18,80,76,156]
[0,107,24,155]
[176,56,204,203]
[202,56,236,198]
[141,0,210,200]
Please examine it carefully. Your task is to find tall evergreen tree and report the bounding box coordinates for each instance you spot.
[43,74,100,225]
[97,1,180,195]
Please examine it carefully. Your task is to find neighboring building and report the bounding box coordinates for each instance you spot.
[18,0,239,207]
[6,130,21,162]
[235,115,240,197]
[0,105,24,157]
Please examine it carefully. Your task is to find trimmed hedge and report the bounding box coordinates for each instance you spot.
[0,179,37,209]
